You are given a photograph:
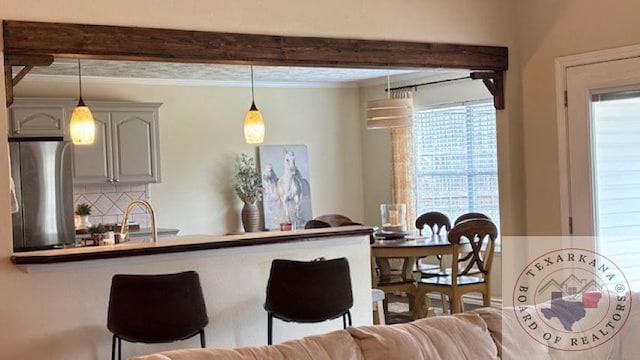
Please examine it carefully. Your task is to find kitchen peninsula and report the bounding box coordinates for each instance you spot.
[11,226,372,265]
[8,226,374,359]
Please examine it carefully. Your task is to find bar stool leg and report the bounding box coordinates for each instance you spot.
[267,313,274,345]
[111,335,117,360]
[373,299,386,325]
[199,330,206,348]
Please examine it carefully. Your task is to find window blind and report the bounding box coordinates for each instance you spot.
[592,94,640,287]
[413,100,500,229]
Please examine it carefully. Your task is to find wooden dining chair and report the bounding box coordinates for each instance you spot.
[304,219,332,229]
[414,212,452,274]
[314,214,358,227]
[414,212,452,314]
[415,211,451,236]
[427,212,492,278]
[452,212,492,275]
[415,218,498,314]
[454,212,490,225]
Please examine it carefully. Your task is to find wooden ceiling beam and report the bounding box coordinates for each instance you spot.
[2,20,508,71]
[2,20,509,109]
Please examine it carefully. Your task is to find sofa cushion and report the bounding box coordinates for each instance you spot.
[347,312,499,360]
[471,307,552,360]
[129,329,364,360]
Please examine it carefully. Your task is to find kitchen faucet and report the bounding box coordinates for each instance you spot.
[120,200,157,243]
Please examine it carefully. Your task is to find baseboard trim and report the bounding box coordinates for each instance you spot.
[426,293,502,308]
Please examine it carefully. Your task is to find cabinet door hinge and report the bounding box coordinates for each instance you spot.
[564,90,568,107]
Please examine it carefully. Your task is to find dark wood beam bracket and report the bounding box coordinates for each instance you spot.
[12,65,34,86]
[4,66,13,108]
[4,53,54,107]
[470,71,504,110]
[2,20,509,109]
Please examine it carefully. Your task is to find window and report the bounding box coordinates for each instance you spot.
[592,91,640,288]
[413,100,500,229]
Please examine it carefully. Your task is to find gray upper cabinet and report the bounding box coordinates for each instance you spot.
[8,98,75,137]
[71,111,112,183]
[72,102,162,184]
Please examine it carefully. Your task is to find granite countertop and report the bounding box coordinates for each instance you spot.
[11,226,374,265]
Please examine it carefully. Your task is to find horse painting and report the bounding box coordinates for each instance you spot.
[276,150,310,222]
[259,145,313,230]
[262,163,279,202]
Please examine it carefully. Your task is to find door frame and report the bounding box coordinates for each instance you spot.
[555,44,640,236]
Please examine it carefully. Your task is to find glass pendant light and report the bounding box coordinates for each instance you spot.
[70,59,95,144]
[244,65,265,144]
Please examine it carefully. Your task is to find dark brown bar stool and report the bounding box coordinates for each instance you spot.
[264,257,353,345]
[107,271,208,360]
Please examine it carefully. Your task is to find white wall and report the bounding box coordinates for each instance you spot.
[517,0,640,235]
[13,79,364,235]
[0,1,522,359]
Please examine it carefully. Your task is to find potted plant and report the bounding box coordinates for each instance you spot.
[87,223,107,244]
[75,203,92,229]
[234,153,263,232]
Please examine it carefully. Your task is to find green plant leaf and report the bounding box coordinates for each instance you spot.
[234,153,264,204]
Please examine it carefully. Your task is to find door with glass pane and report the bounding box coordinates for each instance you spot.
[566,56,640,288]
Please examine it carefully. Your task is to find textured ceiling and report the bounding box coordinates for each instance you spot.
[19,58,446,87]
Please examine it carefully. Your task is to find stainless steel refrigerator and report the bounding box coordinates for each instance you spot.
[9,137,75,251]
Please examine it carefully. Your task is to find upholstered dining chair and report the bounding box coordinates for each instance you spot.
[415,218,498,314]
[107,271,208,360]
[264,257,353,345]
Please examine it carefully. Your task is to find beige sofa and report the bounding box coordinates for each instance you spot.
[131,305,640,360]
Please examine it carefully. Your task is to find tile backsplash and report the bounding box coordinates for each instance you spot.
[74,184,150,228]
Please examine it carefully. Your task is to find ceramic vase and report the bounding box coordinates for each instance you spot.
[241,202,260,232]
[80,215,91,229]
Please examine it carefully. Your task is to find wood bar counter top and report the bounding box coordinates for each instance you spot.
[11,226,373,265]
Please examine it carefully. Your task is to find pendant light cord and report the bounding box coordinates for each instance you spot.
[250,65,255,102]
[77,59,83,98]
[387,70,391,99]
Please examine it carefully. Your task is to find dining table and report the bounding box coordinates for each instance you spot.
[370,234,469,319]
[370,234,453,283]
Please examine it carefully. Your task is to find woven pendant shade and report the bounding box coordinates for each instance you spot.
[366,97,413,129]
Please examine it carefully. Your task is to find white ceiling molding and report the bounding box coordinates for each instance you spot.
[14,58,450,89]
[18,74,364,89]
